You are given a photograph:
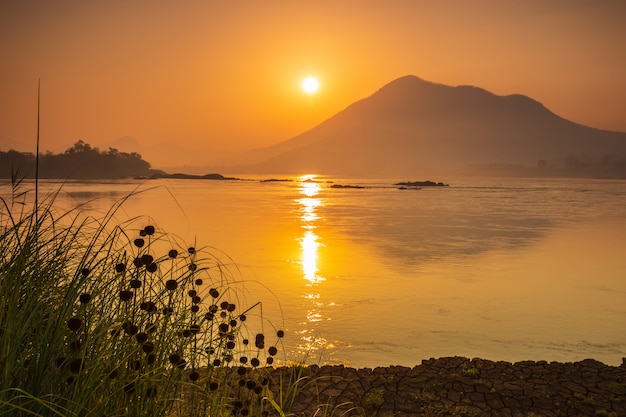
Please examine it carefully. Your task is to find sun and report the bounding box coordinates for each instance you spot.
[301,76,319,94]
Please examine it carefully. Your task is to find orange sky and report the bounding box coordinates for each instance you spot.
[1,0,625,168]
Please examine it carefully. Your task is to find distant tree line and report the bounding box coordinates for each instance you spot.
[0,140,164,179]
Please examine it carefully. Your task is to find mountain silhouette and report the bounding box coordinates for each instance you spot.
[227,75,626,176]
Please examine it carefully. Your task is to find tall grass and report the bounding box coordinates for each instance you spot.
[0,182,287,416]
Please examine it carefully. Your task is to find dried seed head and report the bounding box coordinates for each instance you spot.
[67,317,82,332]
[209,288,219,298]
[168,249,178,258]
[129,279,141,289]
[136,332,148,344]
[277,330,285,338]
[115,263,126,273]
[251,358,260,367]
[268,346,278,356]
[79,293,91,304]
[188,289,197,297]
[189,371,200,381]
[188,247,195,254]
[188,263,197,271]
[146,263,157,273]
[144,225,155,236]
[142,342,154,354]
[165,280,178,290]
[255,333,265,349]
[191,305,200,313]
[80,268,90,277]
[141,254,154,265]
[195,278,203,285]
[169,353,181,364]
[134,238,145,248]
[69,359,83,374]
[209,382,219,390]
[119,290,133,301]
[140,301,157,312]
[122,321,139,336]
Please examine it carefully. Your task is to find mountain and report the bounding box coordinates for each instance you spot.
[225,76,626,177]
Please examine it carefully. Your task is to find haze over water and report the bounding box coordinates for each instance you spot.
[22,175,626,368]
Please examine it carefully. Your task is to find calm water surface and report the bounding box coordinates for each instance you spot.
[8,176,626,367]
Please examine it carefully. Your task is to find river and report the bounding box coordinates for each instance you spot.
[4,175,626,367]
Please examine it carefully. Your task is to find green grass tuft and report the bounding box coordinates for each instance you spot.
[1,183,289,416]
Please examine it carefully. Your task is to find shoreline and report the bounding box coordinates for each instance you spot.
[264,356,626,416]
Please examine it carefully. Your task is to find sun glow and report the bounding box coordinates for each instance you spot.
[301,76,319,94]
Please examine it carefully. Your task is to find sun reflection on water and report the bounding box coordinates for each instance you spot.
[297,175,325,284]
[298,198,320,224]
[300,230,322,283]
[295,175,330,358]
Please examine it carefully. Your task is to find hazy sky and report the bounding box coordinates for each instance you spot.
[1,0,625,166]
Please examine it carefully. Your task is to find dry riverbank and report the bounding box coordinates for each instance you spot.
[265,356,626,416]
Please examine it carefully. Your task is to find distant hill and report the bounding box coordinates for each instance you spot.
[0,140,164,179]
[225,76,626,177]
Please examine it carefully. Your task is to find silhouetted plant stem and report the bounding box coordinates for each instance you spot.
[35,79,40,224]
